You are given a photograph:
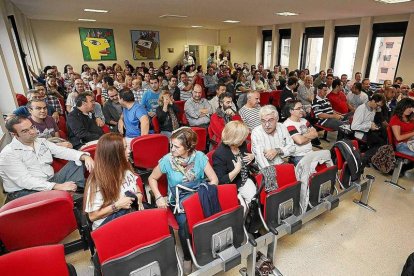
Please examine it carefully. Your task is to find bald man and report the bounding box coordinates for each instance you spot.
[184,84,213,128]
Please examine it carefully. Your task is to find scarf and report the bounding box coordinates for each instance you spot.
[170,152,196,182]
[168,105,180,131]
[261,165,278,192]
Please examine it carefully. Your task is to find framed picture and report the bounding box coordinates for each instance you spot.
[79,28,117,61]
[130,30,160,60]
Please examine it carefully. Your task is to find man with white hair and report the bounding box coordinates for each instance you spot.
[251,105,295,169]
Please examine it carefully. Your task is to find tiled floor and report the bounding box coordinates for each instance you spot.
[64,138,414,276]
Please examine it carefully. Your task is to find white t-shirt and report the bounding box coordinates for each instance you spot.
[283,118,313,157]
[85,170,138,230]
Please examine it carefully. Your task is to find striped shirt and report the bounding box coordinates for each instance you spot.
[178,81,193,101]
[239,106,261,131]
[251,124,296,169]
[312,95,334,125]
[283,118,313,156]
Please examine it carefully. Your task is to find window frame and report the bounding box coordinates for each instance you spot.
[365,22,408,81]
[262,30,272,67]
[330,25,360,72]
[300,27,325,71]
[278,29,291,67]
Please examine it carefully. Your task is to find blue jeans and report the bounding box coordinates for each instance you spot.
[292,155,304,165]
[396,143,414,157]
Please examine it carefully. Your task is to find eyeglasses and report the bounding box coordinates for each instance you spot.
[261,118,276,125]
[292,107,304,111]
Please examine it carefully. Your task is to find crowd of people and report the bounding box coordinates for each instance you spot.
[2,54,414,274]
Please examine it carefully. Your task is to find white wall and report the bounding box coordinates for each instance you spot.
[30,19,219,73]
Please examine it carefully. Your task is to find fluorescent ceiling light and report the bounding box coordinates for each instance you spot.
[84,8,108,13]
[191,25,203,28]
[375,0,411,3]
[223,20,240,23]
[276,11,299,16]
[78,18,96,22]
[159,14,188,18]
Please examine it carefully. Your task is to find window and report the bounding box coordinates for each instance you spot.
[278,29,291,67]
[301,27,324,75]
[366,22,407,84]
[331,25,359,78]
[262,30,272,69]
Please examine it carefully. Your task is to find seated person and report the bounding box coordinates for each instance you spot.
[13,89,58,121]
[184,84,213,128]
[283,101,319,165]
[327,79,350,114]
[168,76,181,101]
[118,89,150,145]
[178,72,194,101]
[131,79,144,104]
[312,83,344,132]
[103,86,122,133]
[212,121,256,211]
[141,75,161,118]
[155,89,180,138]
[28,99,71,148]
[239,90,261,131]
[0,116,94,202]
[36,83,64,116]
[280,76,299,111]
[351,93,386,146]
[297,75,315,115]
[148,127,218,274]
[84,133,144,230]
[209,83,236,111]
[251,105,295,169]
[67,92,104,149]
[389,98,414,157]
[209,92,241,147]
[347,82,369,112]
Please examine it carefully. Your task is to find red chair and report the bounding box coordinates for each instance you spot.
[182,184,245,268]
[16,94,28,107]
[101,125,110,134]
[52,158,69,173]
[191,127,207,152]
[0,191,85,253]
[152,116,161,133]
[91,209,181,276]
[307,165,338,209]
[385,126,414,189]
[259,92,271,106]
[311,110,335,142]
[255,164,302,232]
[0,245,77,276]
[175,100,189,125]
[82,144,97,159]
[206,150,215,166]
[270,90,282,108]
[58,98,66,116]
[57,116,67,137]
[130,134,169,171]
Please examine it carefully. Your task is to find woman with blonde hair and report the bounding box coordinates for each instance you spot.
[84,133,144,229]
[212,121,256,211]
[155,89,180,137]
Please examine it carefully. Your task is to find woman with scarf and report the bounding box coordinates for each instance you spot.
[148,127,218,274]
[155,89,180,138]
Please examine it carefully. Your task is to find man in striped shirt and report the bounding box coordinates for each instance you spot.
[312,83,344,131]
[239,91,261,131]
[251,105,295,169]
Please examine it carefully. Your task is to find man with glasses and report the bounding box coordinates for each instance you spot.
[0,116,94,202]
[103,86,122,132]
[251,105,295,169]
[67,92,104,149]
[283,100,319,165]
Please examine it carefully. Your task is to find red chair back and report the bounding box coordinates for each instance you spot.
[82,144,97,159]
[91,209,170,264]
[51,158,69,173]
[0,245,71,276]
[152,116,161,134]
[101,125,110,134]
[259,92,271,106]
[131,134,169,169]
[175,101,188,125]
[191,127,207,152]
[0,191,78,251]
[270,90,282,107]
[206,150,215,166]
[386,126,397,149]
[16,94,28,107]
[57,116,67,137]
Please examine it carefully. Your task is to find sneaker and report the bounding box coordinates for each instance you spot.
[183,260,192,275]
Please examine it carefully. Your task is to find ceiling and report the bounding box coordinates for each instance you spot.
[10,0,414,29]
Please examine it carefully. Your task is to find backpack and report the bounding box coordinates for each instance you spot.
[371,145,396,174]
[333,139,364,182]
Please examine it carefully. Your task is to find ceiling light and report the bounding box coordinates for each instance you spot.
[276,11,299,16]
[159,14,188,18]
[223,20,240,23]
[84,9,108,13]
[78,18,96,22]
[191,25,203,28]
[375,0,411,3]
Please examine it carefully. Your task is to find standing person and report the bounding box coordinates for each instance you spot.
[84,133,145,230]
[212,121,256,211]
[141,75,161,118]
[155,90,180,138]
[148,128,218,275]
